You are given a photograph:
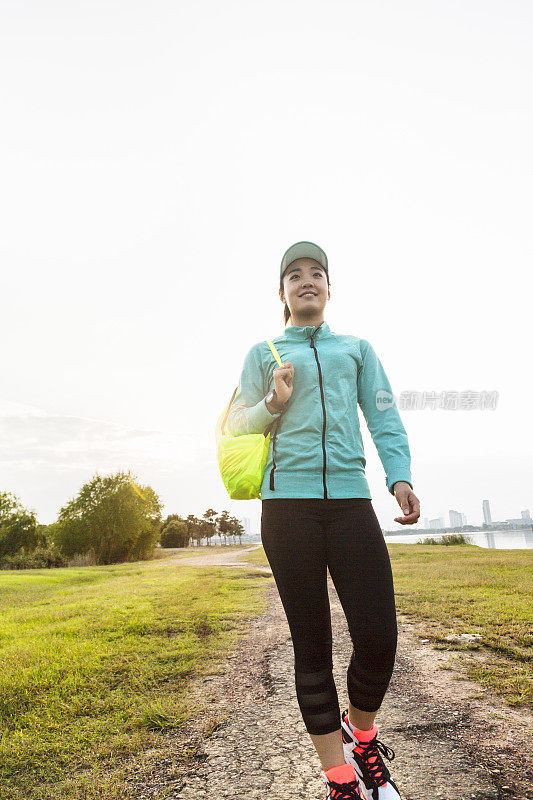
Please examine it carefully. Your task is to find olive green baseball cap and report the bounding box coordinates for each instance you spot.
[280,240,328,280]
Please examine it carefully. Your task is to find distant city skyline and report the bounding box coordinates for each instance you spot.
[449,509,467,528]
[243,500,533,535]
[418,499,530,534]
[240,501,532,537]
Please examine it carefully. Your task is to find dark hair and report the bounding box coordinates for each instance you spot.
[280,269,330,325]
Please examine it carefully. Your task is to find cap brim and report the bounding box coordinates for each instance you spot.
[280,241,328,278]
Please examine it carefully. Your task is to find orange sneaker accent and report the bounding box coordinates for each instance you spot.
[348,721,378,742]
[325,763,358,784]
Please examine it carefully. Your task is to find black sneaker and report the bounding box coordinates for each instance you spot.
[341,709,402,799]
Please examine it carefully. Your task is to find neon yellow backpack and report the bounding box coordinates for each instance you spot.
[216,341,283,500]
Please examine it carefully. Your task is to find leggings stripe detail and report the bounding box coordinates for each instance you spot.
[261,497,397,736]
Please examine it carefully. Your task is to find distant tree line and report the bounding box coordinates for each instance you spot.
[0,470,247,570]
[159,509,244,548]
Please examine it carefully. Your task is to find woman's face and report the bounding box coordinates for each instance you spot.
[280,257,329,318]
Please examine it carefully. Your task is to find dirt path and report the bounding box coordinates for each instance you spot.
[165,544,266,569]
[125,550,533,800]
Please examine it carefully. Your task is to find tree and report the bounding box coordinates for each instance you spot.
[227,515,239,545]
[232,517,245,545]
[185,514,203,546]
[216,510,232,546]
[159,514,189,547]
[0,491,39,558]
[197,518,213,545]
[160,513,184,533]
[53,470,163,565]
[203,509,218,546]
[35,523,50,548]
[160,519,189,548]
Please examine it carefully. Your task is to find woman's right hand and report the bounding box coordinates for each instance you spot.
[273,361,295,405]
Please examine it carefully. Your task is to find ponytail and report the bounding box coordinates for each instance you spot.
[280,274,292,325]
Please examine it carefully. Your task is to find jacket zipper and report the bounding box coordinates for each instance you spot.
[310,329,328,498]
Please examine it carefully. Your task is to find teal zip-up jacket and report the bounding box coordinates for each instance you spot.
[226,320,413,500]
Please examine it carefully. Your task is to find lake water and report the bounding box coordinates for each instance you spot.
[383,529,533,550]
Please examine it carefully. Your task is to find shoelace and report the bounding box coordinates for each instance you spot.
[327,778,362,799]
[356,736,395,786]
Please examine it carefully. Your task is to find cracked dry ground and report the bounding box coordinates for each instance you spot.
[126,555,533,800]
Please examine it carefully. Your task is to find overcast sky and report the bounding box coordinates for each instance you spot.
[1,1,531,534]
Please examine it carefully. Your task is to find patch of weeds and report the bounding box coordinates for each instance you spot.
[192,618,215,638]
[459,655,533,708]
[131,698,187,731]
[416,534,473,545]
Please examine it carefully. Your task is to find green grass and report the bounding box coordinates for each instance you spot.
[244,544,533,707]
[0,556,270,800]
[244,547,272,567]
[2,543,530,798]
[390,544,532,707]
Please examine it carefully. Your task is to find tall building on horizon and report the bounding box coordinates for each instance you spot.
[522,509,532,521]
[429,517,445,529]
[483,499,492,524]
[461,512,467,525]
[449,509,463,528]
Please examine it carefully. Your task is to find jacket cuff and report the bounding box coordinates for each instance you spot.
[387,468,413,495]
[248,396,283,431]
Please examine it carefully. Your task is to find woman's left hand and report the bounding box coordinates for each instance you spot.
[393,482,420,525]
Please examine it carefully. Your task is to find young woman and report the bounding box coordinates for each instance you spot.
[226,241,420,800]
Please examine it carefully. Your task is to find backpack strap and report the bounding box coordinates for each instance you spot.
[265,340,285,484]
[266,340,283,368]
[221,385,238,436]
[223,342,283,438]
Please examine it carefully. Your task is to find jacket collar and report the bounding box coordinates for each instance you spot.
[283,320,331,340]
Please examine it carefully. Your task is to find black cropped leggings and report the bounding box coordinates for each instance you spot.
[260,498,398,736]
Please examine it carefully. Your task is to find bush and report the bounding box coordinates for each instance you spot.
[0,543,68,570]
[417,533,472,546]
[0,490,39,558]
[66,550,98,567]
[160,520,190,548]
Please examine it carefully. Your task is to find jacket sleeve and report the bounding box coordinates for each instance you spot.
[357,339,413,495]
[225,343,283,436]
